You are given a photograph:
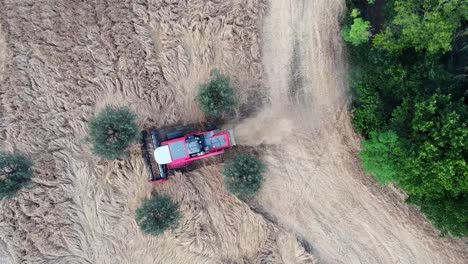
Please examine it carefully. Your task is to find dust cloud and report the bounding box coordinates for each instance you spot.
[234,108,295,146]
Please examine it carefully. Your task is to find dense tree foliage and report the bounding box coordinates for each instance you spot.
[361,95,467,197]
[197,70,237,118]
[360,131,402,185]
[402,94,467,199]
[373,0,468,54]
[346,0,468,236]
[223,154,265,199]
[88,106,139,160]
[135,195,181,236]
[0,152,33,199]
[341,9,371,46]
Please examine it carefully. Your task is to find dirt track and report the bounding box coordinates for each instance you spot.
[0,0,467,263]
[255,0,468,263]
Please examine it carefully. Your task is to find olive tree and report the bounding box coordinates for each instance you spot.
[223,154,265,199]
[88,106,139,160]
[197,70,237,118]
[135,195,181,236]
[0,152,33,199]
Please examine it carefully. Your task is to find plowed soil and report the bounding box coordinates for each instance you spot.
[0,0,466,264]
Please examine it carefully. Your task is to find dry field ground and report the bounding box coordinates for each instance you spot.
[0,0,467,263]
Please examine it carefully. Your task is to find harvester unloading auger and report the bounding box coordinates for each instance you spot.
[141,124,236,183]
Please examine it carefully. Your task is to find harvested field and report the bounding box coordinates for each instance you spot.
[0,0,466,264]
[0,0,313,263]
[0,23,6,82]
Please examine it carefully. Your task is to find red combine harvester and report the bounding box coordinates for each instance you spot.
[141,125,236,183]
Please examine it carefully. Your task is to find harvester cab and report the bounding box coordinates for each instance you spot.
[141,125,236,183]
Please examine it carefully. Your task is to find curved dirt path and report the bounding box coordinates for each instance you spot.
[255,0,468,263]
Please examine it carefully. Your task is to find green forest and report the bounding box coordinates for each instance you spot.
[343,0,467,236]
